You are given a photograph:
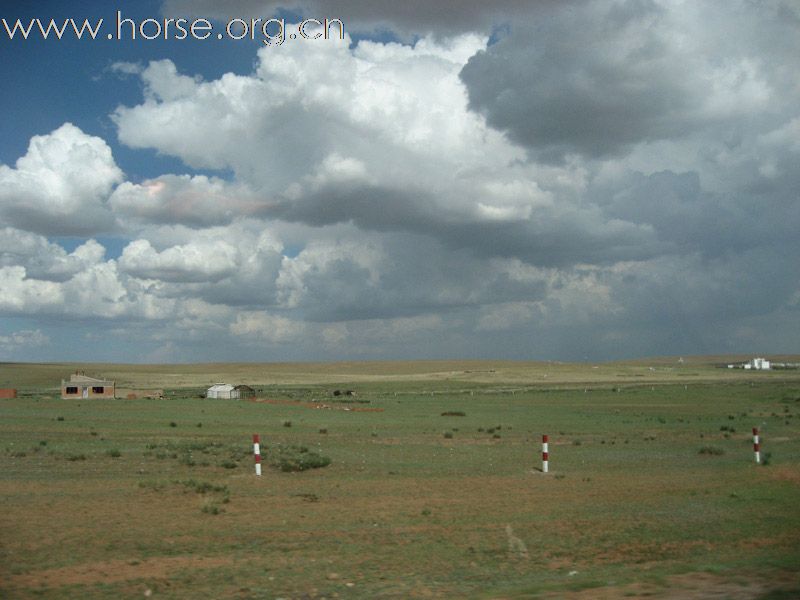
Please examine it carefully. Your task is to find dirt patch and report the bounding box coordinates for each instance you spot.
[5,555,234,589]
[591,540,715,564]
[764,465,800,485]
[250,397,384,412]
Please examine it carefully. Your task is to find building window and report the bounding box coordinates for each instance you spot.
[92,386,104,394]
[66,386,78,394]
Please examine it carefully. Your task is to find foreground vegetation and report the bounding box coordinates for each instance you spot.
[1,359,799,598]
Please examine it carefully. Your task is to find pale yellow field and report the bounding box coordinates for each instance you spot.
[2,355,799,390]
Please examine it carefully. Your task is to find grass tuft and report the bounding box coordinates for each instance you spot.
[698,446,725,456]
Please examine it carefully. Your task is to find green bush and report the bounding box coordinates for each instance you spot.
[179,479,228,494]
[138,480,166,492]
[201,500,222,515]
[270,445,331,472]
[698,446,725,456]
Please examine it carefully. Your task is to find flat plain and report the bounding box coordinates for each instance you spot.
[1,358,799,599]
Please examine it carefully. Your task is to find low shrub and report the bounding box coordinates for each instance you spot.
[270,445,331,472]
[441,411,466,417]
[179,479,228,494]
[698,446,725,456]
[106,449,121,458]
[201,500,222,515]
[138,480,166,492]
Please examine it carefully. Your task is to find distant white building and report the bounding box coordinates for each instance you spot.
[206,383,239,399]
[744,358,771,370]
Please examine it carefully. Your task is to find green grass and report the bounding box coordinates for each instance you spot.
[1,362,799,598]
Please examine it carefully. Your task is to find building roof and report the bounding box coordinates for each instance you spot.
[65,373,113,384]
[207,383,235,392]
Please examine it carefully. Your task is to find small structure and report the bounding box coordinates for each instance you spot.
[234,384,256,399]
[745,358,771,371]
[206,383,239,399]
[0,388,17,399]
[61,372,115,399]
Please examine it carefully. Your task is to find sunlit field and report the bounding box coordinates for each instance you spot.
[1,359,799,598]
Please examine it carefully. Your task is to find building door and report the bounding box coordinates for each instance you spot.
[82,387,88,399]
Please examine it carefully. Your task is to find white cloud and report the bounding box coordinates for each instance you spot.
[109,61,143,76]
[2,1,798,361]
[119,238,240,283]
[0,123,123,235]
[0,228,105,281]
[0,266,64,313]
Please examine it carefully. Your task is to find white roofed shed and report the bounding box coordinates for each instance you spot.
[206,383,239,399]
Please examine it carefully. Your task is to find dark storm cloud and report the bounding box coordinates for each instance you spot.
[460,0,800,162]
[277,232,550,323]
[269,181,660,267]
[460,1,704,161]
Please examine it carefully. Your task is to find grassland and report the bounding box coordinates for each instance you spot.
[1,359,799,598]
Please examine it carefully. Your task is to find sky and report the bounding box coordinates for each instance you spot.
[1,0,798,363]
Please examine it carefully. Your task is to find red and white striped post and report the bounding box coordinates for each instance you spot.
[752,427,760,464]
[253,433,262,476]
[542,434,549,473]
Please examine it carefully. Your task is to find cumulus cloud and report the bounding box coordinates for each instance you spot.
[112,35,663,267]
[0,228,105,281]
[0,266,65,313]
[460,0,794,162]
[119,238,240,282]
[0,123,123,235]
[2,0,798,361]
